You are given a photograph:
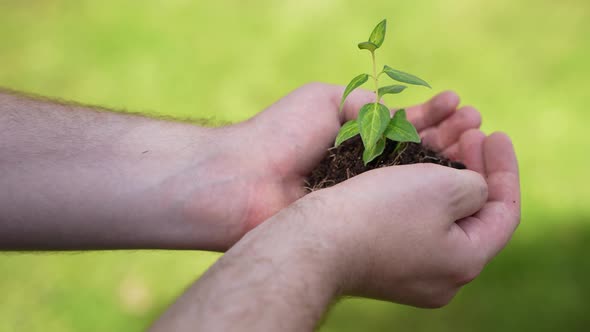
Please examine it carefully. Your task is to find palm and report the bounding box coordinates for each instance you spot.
[235,83,483,231]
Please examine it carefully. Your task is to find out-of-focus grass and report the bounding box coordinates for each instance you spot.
[0,1,588,331]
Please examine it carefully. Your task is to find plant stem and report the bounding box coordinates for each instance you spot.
[371,51,379,103]
[393,141,405,155]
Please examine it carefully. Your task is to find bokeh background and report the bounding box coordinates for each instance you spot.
[0,1,589,331]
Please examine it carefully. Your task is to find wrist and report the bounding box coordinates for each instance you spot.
[223,196,348,327]
[101,119,224,249]
[152,196,346,331]
[125,122,265,251]
[240,195,347,298]
[149,124,252,250]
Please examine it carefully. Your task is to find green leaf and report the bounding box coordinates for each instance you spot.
[369,19,387,48]
[358,103,390,149]
[357,41,378,52]
[378,84,407,98]
[383,65,431,88]
[340,74,369,112]
[335,120,360,147]
[384,109,421,143]
[363,137,386,165]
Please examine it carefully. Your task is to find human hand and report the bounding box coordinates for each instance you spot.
[0,84,483,253]
[173,83,482,250]
[289,132,520,307]
[150,132,519,331]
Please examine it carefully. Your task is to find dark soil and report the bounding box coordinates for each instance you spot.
[306,136,465,191]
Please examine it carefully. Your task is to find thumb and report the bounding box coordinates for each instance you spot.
[436,168,488,222]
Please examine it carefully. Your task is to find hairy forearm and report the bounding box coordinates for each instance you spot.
[150,199,343,332]
[0,90,216,250]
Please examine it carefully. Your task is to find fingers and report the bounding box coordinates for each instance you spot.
[342,163,488,227]
[483,132,520,202]
[420,106,482,152]
[454,129,486,175]
[458,132,520,260]
[405,91,460,131]
[442,169,489,222]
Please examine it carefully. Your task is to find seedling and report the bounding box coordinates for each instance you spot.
[336,19,431,165]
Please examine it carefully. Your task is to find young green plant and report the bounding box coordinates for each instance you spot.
[336,19,431,165]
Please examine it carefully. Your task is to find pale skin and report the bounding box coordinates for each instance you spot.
[0,83,520,331]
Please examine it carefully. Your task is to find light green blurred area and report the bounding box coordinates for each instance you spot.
[0,1,589,331]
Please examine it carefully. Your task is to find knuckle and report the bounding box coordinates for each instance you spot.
[437,169,464,196]
[411,164,460,197]
[448,171,487,208]
[459,105,478,115]
[462,128,485,141]
[456,106,482,127]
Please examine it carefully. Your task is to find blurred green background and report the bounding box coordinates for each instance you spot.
[0,0,589,331]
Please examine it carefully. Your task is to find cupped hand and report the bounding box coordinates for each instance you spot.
[296,132,520,307]
[148,128,519,332]
[179,83,482,250]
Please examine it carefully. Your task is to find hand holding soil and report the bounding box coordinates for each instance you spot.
[152,131,520,331]
[300,133,520,308]
[205,83,483,249]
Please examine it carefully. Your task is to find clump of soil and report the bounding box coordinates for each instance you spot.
[306,136,465,191]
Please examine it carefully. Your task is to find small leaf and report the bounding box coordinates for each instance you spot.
[369,19,387,48]
[383,65,431,88]
[384,109,421,143]
[363,137,386,165]
[335,120,360,147]
[378,85,407,98]
[358,103,390,150]
[340,74,369,112]
[358,41,378,52]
